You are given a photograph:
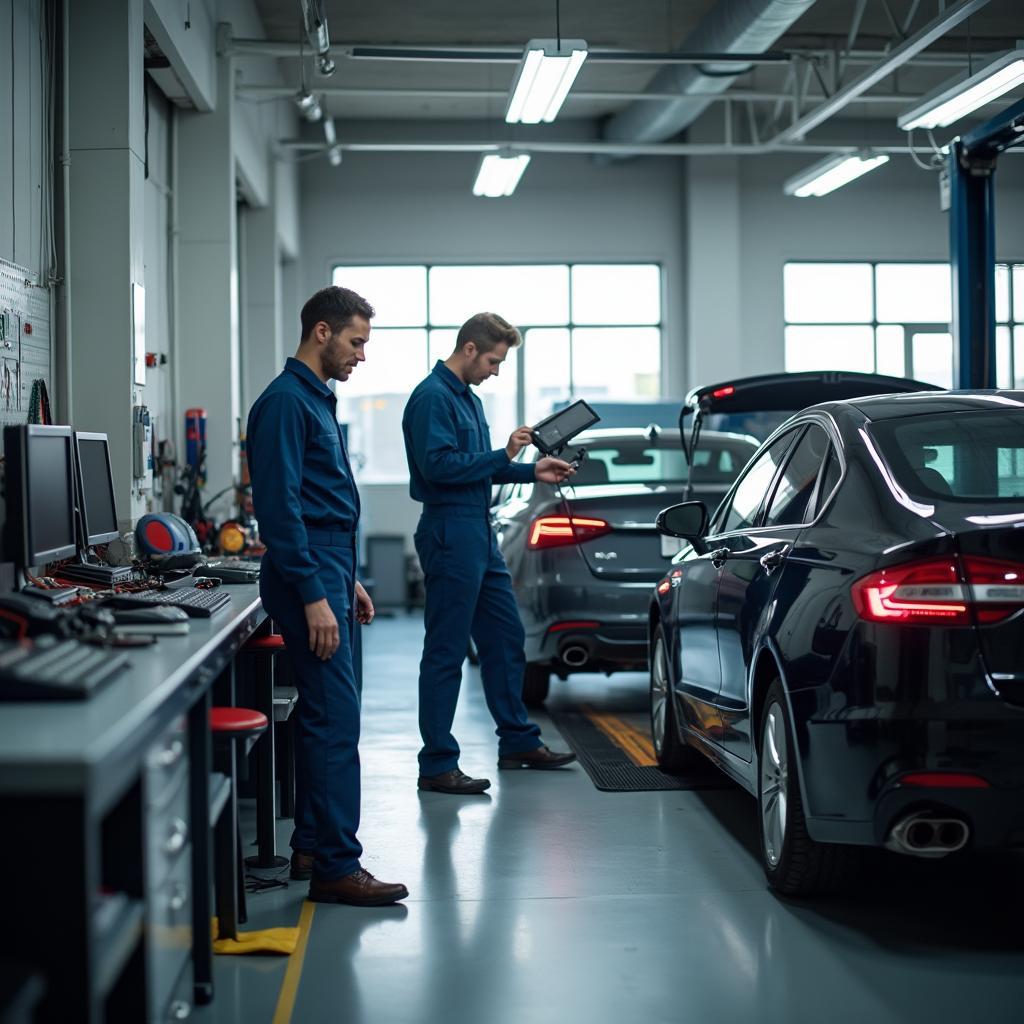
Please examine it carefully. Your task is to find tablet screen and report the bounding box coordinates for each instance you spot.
[532,400,600,454]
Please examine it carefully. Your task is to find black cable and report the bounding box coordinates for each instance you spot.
[556,0,560,50]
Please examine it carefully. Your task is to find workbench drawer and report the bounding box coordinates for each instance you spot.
[148,848,193,1021]
[146,769,190,890]
[146,719,189,811]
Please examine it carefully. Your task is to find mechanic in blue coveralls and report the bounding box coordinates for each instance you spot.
[402,312,578,795]
[248,286,408,906]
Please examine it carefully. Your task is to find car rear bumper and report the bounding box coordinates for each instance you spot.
[520,581,654,672]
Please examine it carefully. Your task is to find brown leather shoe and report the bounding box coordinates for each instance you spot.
[309,868,409,907]
[498,745,577,770]
[418,767,491,794]
[290,849,314,881]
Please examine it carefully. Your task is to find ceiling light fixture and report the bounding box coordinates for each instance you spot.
[472,152,531,198]
[783,150,889,198]
[294,88,322,122]
[301,0,336,77]
[898,49,1024,131]
[505,38,588,124]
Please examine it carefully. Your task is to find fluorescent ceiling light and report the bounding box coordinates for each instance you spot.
[472,153,531,198]
[505,38,587,124]
[899,49,1024,131]
[783,151,890,198]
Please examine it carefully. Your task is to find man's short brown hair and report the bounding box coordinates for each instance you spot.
[455,312,521,353]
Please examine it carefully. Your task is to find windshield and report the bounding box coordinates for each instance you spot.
[870,410,1024,502]
[572,438,756,487]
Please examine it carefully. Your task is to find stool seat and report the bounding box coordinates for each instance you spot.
[242,634,286,652]
[210,707,268,734]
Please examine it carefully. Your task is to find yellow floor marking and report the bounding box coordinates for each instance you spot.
[582,705,658,767]
[272,900,316,1024]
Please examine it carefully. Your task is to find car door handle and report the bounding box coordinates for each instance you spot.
[710,547,730,568]
[759,546,790,573]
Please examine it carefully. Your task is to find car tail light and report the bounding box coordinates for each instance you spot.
[712,385,735,399]
[899,772,990,789]
[960,555,1024,624]
[851,558,969,624]
[852,554,1024,626]
[528,515,611,550]
[547,620,600,634]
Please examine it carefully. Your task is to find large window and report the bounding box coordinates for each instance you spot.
[332,263,662,482]
[784,261,1024,390]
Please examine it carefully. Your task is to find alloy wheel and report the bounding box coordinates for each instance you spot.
[650,635,668,756]
[760,701,789,868]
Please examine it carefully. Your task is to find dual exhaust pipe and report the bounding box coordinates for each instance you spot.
[886,811,970,858]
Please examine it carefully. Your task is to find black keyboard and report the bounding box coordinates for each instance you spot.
[106,587,232,618]
[0,637,130,701]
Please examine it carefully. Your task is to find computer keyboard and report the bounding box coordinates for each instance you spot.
[106,587,232,618]
[0,637,129,701]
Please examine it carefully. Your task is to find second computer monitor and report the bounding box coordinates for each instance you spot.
[73,432,119,546]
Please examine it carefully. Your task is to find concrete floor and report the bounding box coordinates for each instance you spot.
[197,614,1024,1024]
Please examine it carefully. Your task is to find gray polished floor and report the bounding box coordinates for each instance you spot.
[198,614,1024,1024]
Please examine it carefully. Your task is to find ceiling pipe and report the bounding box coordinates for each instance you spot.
[602,0,816,146]
[771,0,994,141]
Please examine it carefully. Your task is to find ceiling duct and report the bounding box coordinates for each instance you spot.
[602,0,815,145]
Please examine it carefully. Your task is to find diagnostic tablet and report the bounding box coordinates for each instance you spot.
[531,400,600,455]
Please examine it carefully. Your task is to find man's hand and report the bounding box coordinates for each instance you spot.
[304,598,339,661]
[536,456,575,484]
[505,425,534,460]
[354,580,375,625]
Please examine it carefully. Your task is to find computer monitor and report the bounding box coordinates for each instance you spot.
[73,432,119,546]
[3,424,78,567]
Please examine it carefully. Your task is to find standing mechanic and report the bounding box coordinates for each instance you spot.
[403,312,578,795]
[247,286,408,906]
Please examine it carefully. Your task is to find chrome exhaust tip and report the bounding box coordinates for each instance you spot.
[885,812,970,858]
[560,644,590,668]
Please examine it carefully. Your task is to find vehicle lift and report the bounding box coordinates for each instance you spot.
[948,96,1024,388]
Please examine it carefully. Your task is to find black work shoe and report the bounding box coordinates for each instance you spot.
[290,848,314,881]
[418,767,492,794]
[309,868,409,907]
[498,746,577,770]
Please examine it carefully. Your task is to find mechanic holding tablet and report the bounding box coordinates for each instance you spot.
[402,312,579,794]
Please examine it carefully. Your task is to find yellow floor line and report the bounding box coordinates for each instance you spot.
[272,900,316,1024]
[582,705,658,767]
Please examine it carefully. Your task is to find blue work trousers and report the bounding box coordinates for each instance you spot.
[415,509,542,775]
[259,530,362,881]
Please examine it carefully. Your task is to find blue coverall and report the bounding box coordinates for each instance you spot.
[247,357,363,881]
[402,360,543,776]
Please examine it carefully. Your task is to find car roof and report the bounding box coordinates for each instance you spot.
[574,426,756,445]
[844,389,1024,420]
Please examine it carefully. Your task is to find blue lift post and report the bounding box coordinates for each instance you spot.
[949,96,1024,388]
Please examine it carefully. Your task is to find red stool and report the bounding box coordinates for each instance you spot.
[239,632,297,868]
[210,706,267,940]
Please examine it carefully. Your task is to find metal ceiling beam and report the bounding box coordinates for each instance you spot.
[236,84,925,105]
[772,0,995,142]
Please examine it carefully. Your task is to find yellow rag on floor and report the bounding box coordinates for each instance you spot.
[211,918,299,955]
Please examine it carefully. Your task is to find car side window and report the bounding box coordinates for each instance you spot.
[717,429,801,534]
[807,444,842,520]
[764,425,830,527]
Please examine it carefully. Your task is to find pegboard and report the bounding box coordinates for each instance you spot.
[0,256,51,428]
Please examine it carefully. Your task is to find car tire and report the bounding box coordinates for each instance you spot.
[758,679,859,896]
[522,664,551,706]
[649,625,702,774]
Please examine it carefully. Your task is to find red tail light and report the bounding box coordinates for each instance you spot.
[851,554,1024,626]
[528,515,611,550]
[712,385,735,399]
[899,772,990,789]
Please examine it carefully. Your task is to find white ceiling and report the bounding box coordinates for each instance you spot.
[240,0,1024,137]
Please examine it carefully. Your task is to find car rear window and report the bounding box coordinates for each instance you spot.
[870,410,1024,502]
[571,439,755,487]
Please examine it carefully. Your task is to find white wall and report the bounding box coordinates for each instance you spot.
[297,124,687,552]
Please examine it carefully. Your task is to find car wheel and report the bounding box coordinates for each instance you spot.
[522,664,550,706]
[649,626,701,774]
[758,679,858,896]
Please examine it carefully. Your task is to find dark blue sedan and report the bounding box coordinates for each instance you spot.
[651,376,1024,895]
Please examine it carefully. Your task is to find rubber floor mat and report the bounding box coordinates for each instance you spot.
[549,709,729,793]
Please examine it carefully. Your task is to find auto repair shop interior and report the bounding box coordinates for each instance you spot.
[2,1,1024,1022]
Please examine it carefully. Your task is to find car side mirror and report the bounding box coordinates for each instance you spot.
[656,501,709,555]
